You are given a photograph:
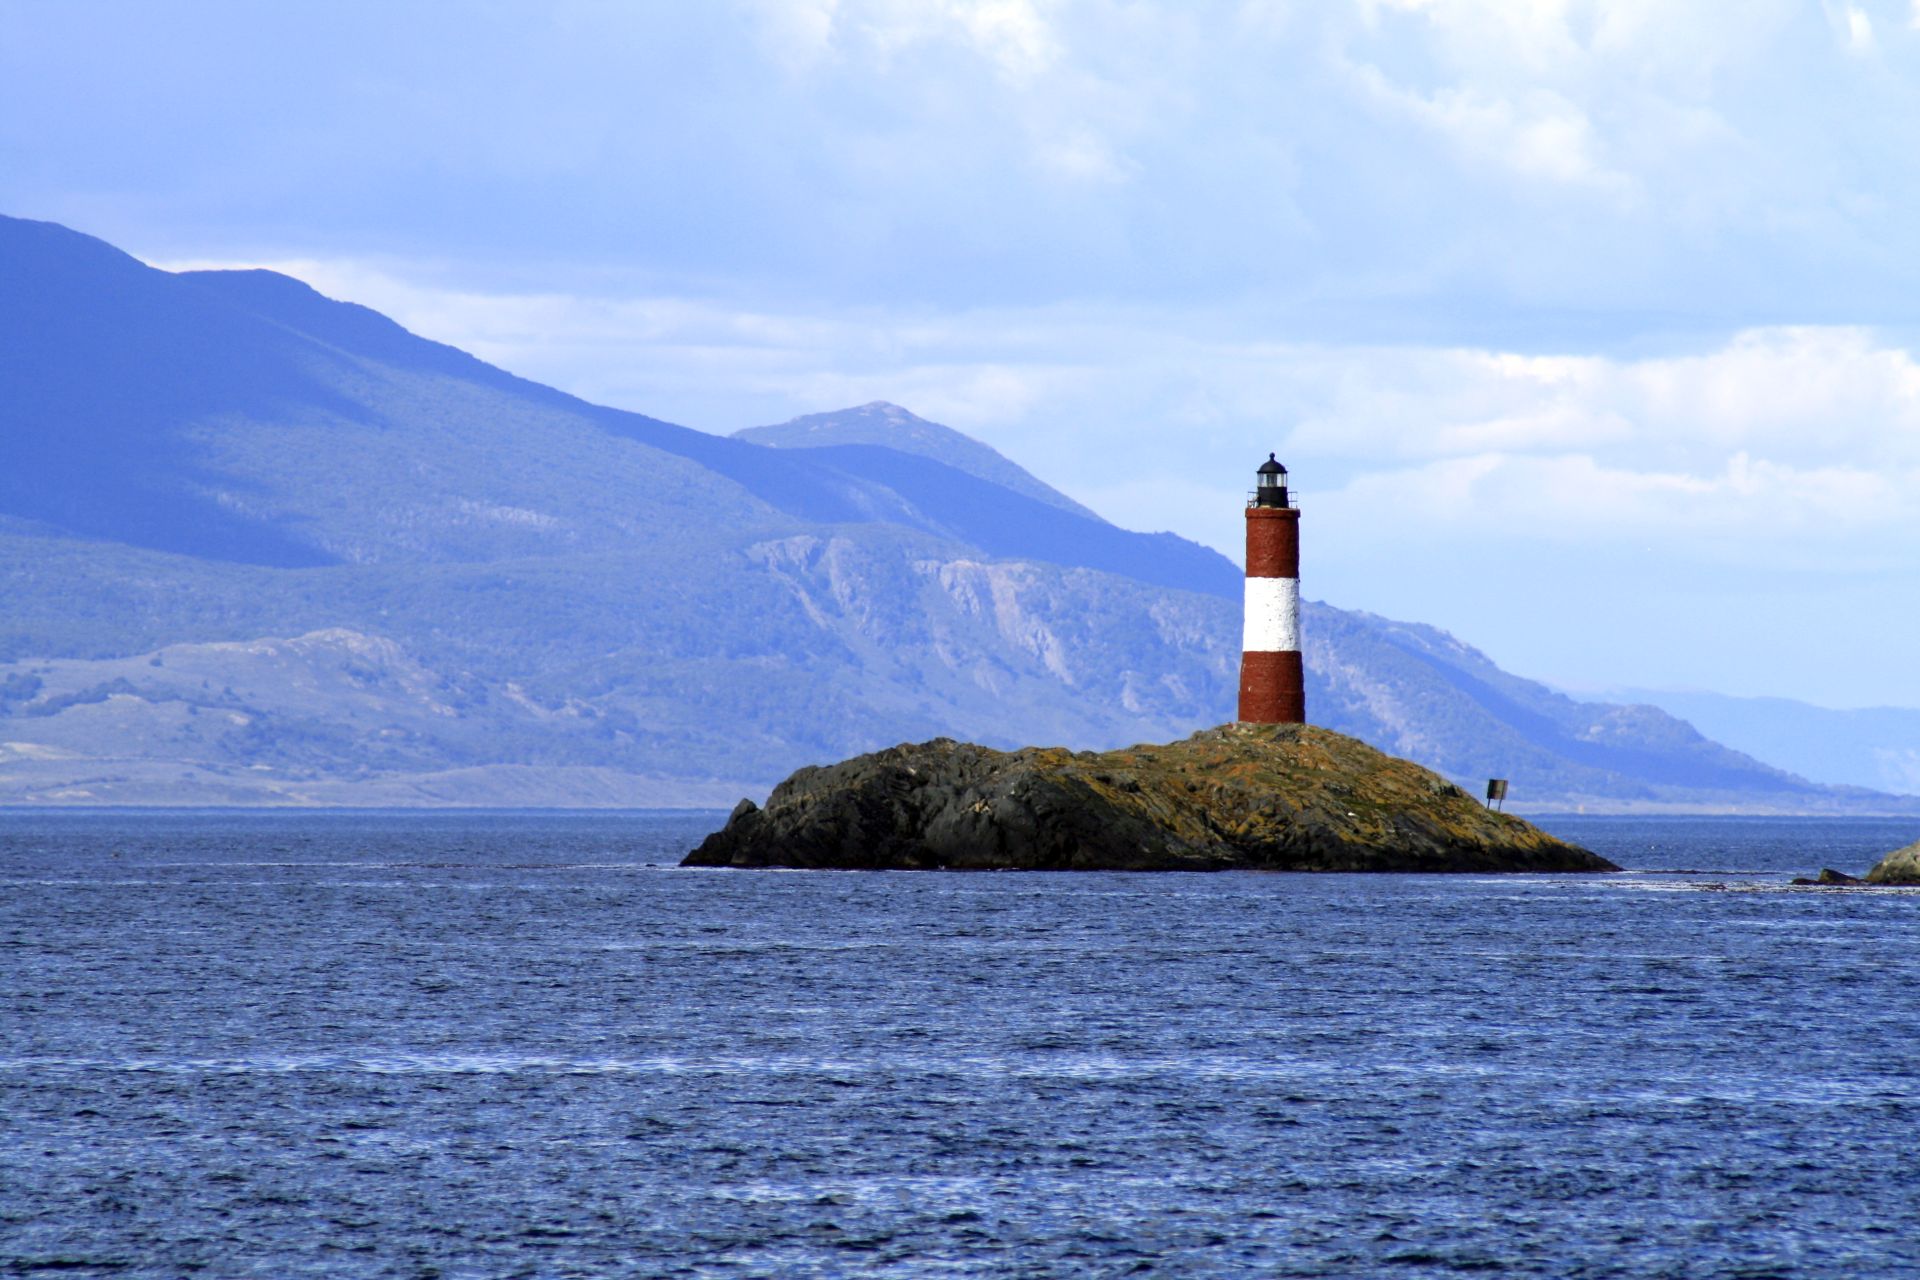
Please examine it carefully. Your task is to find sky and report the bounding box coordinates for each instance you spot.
[5,0,1920,707]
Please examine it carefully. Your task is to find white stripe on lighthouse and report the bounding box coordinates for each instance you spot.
[1241,576,1300,653]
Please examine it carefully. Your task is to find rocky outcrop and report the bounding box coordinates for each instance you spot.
[684,723,1617,873]
[1866,839,1920,884]
[1792,868,1864,886]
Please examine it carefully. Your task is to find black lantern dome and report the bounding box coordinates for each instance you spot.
[1252,453,1290,508]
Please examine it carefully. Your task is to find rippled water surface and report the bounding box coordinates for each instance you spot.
[5,810,1920,1278]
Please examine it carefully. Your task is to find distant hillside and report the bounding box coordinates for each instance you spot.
[1303,609,1884,812]
[2,212,1912,813]
[1612,689,1920,797]
[1,217,1211,589]
[736,401,1104,522]
[0,213,1241,799]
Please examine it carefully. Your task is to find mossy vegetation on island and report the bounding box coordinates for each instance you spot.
[684,723,1618,873]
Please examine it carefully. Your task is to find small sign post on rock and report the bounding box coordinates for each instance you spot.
[1485,779,1509,812]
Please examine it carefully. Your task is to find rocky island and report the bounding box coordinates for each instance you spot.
[684,723,1617,873]
[1866,839,1920,884]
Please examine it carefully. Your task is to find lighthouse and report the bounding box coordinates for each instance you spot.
[1238,454,1304,724]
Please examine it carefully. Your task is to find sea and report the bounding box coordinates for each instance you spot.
[4,810,1919,1279]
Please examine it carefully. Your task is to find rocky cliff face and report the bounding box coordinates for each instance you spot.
[684,723,1617,873]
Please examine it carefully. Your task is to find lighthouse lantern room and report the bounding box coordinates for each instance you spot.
[1253,454,1289,508]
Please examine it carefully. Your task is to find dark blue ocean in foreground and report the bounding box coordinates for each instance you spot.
[5,812,1920,1278]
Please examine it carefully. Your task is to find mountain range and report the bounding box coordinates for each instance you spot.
[2,212,1913,813]
[1609,689,1920,799]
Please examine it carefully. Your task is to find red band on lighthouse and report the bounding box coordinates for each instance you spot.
[1238,456,1304,725]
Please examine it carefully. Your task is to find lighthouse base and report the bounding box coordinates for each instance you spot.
[1238,650,1305,725]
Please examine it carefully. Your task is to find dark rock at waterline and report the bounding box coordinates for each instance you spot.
[1792,868,1864,886]
[683,723,1618,873]
[1866,839,1920,885]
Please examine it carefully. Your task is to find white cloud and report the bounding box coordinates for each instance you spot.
[1356,0,1586,72]
[1033,128,1137,183]
[1373,75,1632,194]
[1278,328,1920,472]
[744,0,843,72]
[815,0,1058,80]
[1322,450,1915,551]
[946,0,1058,80]
[1842,3,1876,52]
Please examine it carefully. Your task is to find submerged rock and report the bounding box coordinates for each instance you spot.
[1866,840,1920,885]
[684,723,1618,873]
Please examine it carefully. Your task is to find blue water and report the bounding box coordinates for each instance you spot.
[5,811,1920,1278]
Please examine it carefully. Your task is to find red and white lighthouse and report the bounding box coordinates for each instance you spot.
[1238,454,1304,724]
